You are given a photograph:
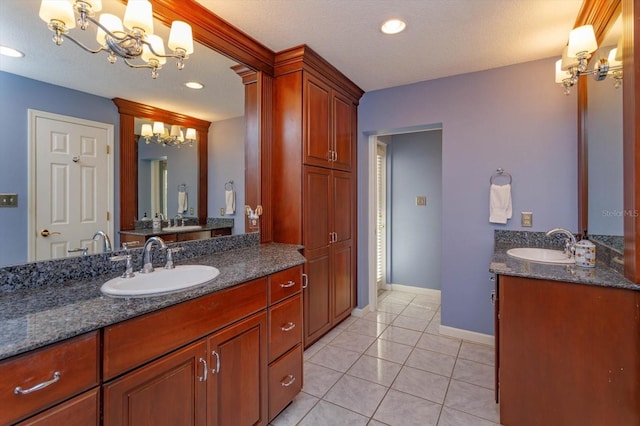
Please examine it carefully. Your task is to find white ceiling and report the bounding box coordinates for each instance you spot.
[0,0,586,121]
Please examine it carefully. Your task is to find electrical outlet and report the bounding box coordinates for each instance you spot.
[220,208,225,216]
[0,193,18,207]
[189,207,194,215]
[416,196,427,206]
[521,212,533,227]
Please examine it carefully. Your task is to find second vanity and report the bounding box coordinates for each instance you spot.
[0,241,306,425]
[490,234,640,426]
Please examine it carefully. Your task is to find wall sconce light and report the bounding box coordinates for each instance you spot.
[555,24,622,95]
[140,122,196,147]
[38,0,194,79]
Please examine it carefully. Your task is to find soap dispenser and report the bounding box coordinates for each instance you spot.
[574,229,596,268]
[152,213,161,231]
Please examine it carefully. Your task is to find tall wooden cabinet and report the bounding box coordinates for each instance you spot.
[273,45,363,347]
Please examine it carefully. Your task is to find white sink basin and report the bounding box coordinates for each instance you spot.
[506,248,575,264]
[162,225,203,232]
[101,265,220,297]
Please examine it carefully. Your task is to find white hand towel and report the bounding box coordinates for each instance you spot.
[225,190,235,215]
[489,183,512,224]
[178,190,188,213]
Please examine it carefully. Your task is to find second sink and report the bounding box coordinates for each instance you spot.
[506,248,575,264]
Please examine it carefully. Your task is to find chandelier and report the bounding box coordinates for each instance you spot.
[38,0,194,79]
[555,24,622,95]
[141,122,196,147]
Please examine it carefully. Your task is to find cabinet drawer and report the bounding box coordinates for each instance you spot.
[0,332,99,425]
[268,345,303,421]
[269,295,302,362]
[176,230,210,241]
[17,388,99,426]
[269,266,302,304]
[103,278,267,380]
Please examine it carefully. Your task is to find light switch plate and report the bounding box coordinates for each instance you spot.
[190,207,194,215]
[0,193,18,207]
[416,196,427,206]
[521,212,533,227]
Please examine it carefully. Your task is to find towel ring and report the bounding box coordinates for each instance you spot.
[490,168,512,185]
[225,180,234,190]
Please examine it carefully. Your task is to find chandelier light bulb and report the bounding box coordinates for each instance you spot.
[168,21,194,54]
[96,13,123,47]
[567,25,597,58]
[123,0,153,34]
[142,34,167,65]
[39,0,76,29]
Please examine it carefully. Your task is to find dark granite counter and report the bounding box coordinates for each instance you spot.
[490,244,640,291]
[0,243,305,361]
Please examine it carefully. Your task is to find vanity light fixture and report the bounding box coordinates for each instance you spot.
[555,24,622,95]
[0,45,25,58]
[381,18,406,35]
[185,81,204,89]
[140,122,196,147]
[38,0,194,79]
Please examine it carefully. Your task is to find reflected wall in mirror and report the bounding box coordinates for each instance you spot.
[0,0,251,267]
[587,17,623,251]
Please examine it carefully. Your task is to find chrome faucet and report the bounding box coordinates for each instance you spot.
[140,236,167,274]
[92,230,112,253]
[546,228,577,257]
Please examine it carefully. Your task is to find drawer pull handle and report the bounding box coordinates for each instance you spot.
[211,350,221,374]
[280,280,296,288]
[280,322,296,332]
[198,358,208,382]
[302,273,308,289]
[281,374,296,387]
[14,371,61,395]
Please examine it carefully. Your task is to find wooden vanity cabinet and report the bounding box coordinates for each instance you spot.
[0,332,99,426]
[273,45,362,347]
[496,275,640,426]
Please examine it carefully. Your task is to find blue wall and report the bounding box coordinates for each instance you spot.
[358,57,578,335]
[388,131,442,290]
[0,71,119,266]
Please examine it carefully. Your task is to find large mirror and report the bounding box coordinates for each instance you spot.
[0,0,253,267]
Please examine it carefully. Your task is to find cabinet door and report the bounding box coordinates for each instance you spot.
[303,166,331,250]
[332,93,355,171]
[103,341,207,426]
[332,170,352,243]
[303,75,331,168]
[332,239,353,322]
[17,388,99,426]
[207,312,267,426]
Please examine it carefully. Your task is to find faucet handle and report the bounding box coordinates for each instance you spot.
[122,241,140,250]
[110,254,135,278]
[164,247,183,270]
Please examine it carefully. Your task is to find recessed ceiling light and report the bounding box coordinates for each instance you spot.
[381,19,406,35]
[0,45,24,58]
[185,81,204,89]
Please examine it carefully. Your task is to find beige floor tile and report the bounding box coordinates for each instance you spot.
[303,341,325,360]
[270,392,319,426]
[401,305,438,320]
[437,406,501,426]
[347,318,389,337]
[362,310,398,325]
[313,326,344,346]
[377,301,409,314]
[406,347,456,377]
[347,355,402,386]
[391,365,450,404]
[302,361,344,398]
[379,325,422,346]
[367,420,389,426]
[416,333,462,357]
[443,380,500,424]
[298,400,369,426]
[323,375,388,417]
[458,342,495,366]
[383,291,416,303]
[308,345,360,373]
[452,359,495,390]
[334,315,358,330]
[365,339,414,364]
[328,330,377,354]
[373,389,441,426]
[392,315,430,332]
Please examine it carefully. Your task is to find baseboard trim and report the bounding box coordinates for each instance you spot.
[439,325,494,346]
[351,305,370,318]
[383,283,441,303]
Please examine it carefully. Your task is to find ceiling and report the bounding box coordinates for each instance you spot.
[0,0,586,121]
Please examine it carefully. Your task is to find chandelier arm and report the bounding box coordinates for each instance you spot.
[140,39,187,60]
[63,33,108,54]
[83,15,131,42]
[122,58,155,70]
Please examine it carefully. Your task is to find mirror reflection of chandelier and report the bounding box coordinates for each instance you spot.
[141,122,196,148]
[38,0,194,79]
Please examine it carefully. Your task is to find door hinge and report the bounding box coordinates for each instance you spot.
[106,145,110,155]
[107,211,110,221]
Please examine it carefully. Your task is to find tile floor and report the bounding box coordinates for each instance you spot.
[270,289,501,426]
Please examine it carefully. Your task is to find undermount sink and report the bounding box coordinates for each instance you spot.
[506,248,575,264]
[161,225,203,232]
[101,265,220,297]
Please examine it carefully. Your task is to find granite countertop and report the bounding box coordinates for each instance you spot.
[120,223,232,237]
[490,244,640,291]
[0,243,306,361]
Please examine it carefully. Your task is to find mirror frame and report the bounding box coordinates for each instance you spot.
[576,0,640,283]
[116,0,276,241]
[114,98,211,229]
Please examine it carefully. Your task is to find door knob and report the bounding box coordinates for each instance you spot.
[40,229,61,237]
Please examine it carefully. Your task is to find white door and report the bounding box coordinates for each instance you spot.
[376,142,387,289]
[30,110,114,261]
